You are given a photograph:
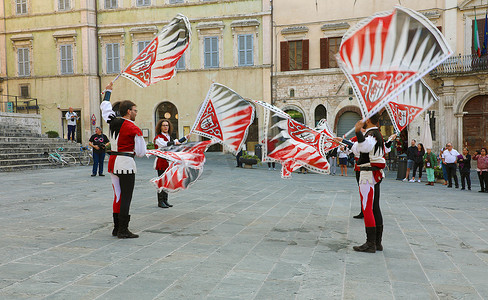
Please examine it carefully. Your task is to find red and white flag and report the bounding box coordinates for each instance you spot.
[191,83,255,155]
[121,14,191,88]
[336,6,451,119]
[147,140,214,193]
[386,79,438,134]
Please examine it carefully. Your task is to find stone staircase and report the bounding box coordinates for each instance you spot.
[0,123,83,172]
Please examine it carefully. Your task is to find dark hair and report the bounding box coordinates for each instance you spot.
[418,143,424,152]
[368,112,380,125]
[156,119,172,135]
[481,148,488,155]
[463,147,469,153]
[119,100,136,117]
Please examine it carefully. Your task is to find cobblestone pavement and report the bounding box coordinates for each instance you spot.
[1,153,487,300]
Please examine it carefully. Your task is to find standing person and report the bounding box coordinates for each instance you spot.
[351,113,386,253]
[101,82,146,239]
[154,119,187,208]
[411,143,425,182]
[403,139,417,181]
[473,148,488,192]
[328,147,338,176]
[458,148,471,191]
[442,143,460,188]
[65,107,78,142]
[338,145,350,176]
[236,149,243,168]
[423,147,437,186]
[89,127,110,177]
[439,148,448,185]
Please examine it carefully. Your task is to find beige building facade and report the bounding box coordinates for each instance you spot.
[0,0,272,148]
[272,0,487,152]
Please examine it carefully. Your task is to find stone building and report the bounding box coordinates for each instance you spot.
[0,0,272,148]
[271,0,487,152]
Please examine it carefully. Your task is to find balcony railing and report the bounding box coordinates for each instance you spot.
[0,94,39,114]
[430,54,488,76]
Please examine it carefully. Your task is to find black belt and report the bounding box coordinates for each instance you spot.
[108,151,135,158]
[360,166,381,171]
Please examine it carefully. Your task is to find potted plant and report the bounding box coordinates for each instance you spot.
[434,165,445,183]
[239,151,260,168]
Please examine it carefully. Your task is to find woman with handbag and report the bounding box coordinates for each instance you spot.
[424,147,437,186]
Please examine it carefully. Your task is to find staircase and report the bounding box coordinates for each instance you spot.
[0,122,82,172]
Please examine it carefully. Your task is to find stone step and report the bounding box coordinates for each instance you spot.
[0,163,67,172]
[0,152,50,160]
[0,147,84,154]
[0,157,52,166]
[0,137,74,143]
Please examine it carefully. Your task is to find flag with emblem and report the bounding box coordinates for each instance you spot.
[120,14,191,88]
[336,6,452,119]
[191,83,255,155]
[386,79,438,134]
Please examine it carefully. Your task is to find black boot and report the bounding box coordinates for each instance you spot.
[353,227,376,253]
[112,213,119,236]
[375,225,383,251]
[353,211,364,219]
[117,215,139,239]
[158,192,169,208]
[162,192,173,207]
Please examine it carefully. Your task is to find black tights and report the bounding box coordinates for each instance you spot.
[157,169,168,199]
[118,173,135,216]
[478,171,488,191]
[373,182,383,226]
[412,162,423,178]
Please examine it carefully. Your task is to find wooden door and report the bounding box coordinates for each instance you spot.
[463,95,488,151]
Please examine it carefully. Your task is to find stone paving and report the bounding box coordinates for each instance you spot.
[0,153,487,300]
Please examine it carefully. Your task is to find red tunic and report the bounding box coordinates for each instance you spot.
[154,133,170,170]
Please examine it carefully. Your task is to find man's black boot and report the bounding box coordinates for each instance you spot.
[375,225,383,251]
[162,192,173,207]
[117,215,139,239]
[353,211,364,219]
[112,213,119,236]
[353,227,376,253]
[158,192,169,208]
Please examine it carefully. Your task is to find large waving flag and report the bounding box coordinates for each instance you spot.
[256,101,329,179]
[191,83,255,155]
[120,14,191,87]
[385,79,438,134]
[146,140,214,193]
[336,6,452,119]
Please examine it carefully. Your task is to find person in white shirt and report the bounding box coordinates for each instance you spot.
[337,146,351,176]
[442,143,460,188]
[65,107,78,142]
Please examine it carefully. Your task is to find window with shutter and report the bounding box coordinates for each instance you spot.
[280,41,289,71]
[105,0,117,9]
[16,0,27,15]
[204,36,219,68]
[238,34,253,66]
[18,48,30,77]
[137,0,150,6]
[106,43,120,74]
[176,52,185,70]
[137,41,151,54]
[59,0,70,11]
[60,45,73,74]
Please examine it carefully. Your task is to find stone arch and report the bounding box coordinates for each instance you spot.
[155,101,179,139]
[281,104,306,124]
[314,104,327,126]
[461,94,488,151]
[333,105,361,133]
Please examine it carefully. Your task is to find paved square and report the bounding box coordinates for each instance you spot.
[1,153,487,299]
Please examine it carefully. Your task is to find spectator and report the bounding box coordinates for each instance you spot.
[473,148,488,193]
[439,148,448,185]
[328,147,338,176]
[442,143,460,188]
[423,147,437,186]
[403,139,417,181]
[458,148,471,191]
[411,143,425,182]
[65,107,78,142]
[89,126,109,177]
[338,145,350,176]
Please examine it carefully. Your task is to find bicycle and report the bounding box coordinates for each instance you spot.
[78,146,93,166]
[47,147,77,166]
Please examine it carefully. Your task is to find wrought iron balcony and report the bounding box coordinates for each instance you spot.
[430,54,488,77]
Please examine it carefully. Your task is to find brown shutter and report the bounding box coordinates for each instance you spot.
[280,41,290,71]
[302,39,309,70]
[320,38,328,68]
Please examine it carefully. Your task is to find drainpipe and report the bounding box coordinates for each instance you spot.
[2,0,9,97]
[95,0,101,104]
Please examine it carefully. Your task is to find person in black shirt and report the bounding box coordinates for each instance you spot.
[89,126,110,176]
[403,139,418,181]
[458,148,471,190]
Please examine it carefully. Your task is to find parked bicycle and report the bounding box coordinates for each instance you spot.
[78,146,93,166]
[47,147,77,166]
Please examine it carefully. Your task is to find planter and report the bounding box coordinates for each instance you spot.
[239,157,258,168]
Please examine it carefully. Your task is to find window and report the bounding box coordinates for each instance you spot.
[60,45,73,74]
[105,0,117,9]
[16,0,27,15]
[58,0,70,10]
[106,43,120,74]
[429,111,436,141]
[20,85,29,98]
[320,37,341,68]
[18,48,30,77]
[280,40,309,71]
[169,0,183,3]
[238,34,253,66]
[176,52,185,70]
[204,36,219,68]
[137,40,151,54]
[136,0,150,6]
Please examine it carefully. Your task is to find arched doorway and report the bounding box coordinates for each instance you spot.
[379,110,395,138]
[337,111,361,139]
[314,104,327,126]
[155,102,178,139]
[284,108,304,124]
[463,95,488,150]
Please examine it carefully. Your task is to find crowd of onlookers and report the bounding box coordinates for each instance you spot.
[402,139,487,192]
